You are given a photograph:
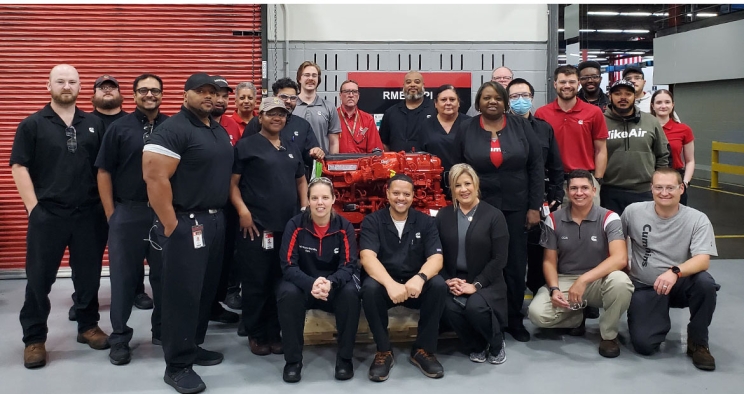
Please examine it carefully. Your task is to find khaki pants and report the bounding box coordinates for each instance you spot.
[562,174,601,207]
[528,271,633,340]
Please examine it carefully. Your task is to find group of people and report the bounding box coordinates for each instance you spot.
[10,60,716,394]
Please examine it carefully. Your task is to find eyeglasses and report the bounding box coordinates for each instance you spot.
[65,126,77,153]
[568,300,588,311]
[278,94,298,102]
[340,89,359,95]
[264,111,288,118]
[652,184,681,193]
[143,123,154,143]
[136,87,163,96]
[624,75,644,82]
[301,73,319,79]
[492,76,513,82]
[579,75,601,82]
[309,177,333,186]
[97,85,118,92]
[508,93,532,100]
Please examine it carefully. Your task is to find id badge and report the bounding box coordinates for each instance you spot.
[541,202,550,218]
[262,230,274,250]
[192,224,205,249]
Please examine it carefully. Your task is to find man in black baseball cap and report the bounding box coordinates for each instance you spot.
[622,66,652,113]
[577,61,609,112]
[90,74,127,131]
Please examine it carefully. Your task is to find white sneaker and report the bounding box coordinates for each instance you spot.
[487,340,506,365]
[469,349,487,363]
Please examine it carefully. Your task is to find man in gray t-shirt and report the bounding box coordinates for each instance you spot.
[528,170,632,358]
[293,61,341,154]
[621,168,718,371]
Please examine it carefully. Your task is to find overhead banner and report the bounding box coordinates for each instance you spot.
[347,72,472,126]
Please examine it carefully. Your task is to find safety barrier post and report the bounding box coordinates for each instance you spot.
[710,141,744,188]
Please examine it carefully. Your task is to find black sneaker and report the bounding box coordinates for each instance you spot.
[224,292,242,310]
[409,348,444,379]
[568,316,587,337]
[335,356,354,380]
[368,351,394,382]
[164,367,206,394]
[209,306,239,324]
[283,362,302,383]
[585,306,600,319]
[134,293,154,310]
[68,305,77,321]
[194,346,223,366]
[109,342,131,365]
[152,337,162,346]
[506,323,531,342]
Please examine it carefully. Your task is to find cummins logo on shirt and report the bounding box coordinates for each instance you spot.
[608,128,648,139]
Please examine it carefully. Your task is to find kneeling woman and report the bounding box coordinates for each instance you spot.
[436,164,510,364]
[277,177,361,383]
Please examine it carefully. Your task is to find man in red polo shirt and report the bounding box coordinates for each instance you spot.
[212,76,243,146]
[337,79,383,153]
[535,65,608,205]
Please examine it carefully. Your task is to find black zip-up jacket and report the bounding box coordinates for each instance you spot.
[527,113,564,205]
[577,88,610,112]
[280,211,358,293]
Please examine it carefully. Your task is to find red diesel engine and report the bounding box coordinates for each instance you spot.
[320,151,449,226]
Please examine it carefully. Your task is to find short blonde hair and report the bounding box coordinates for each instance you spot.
[448,163,481,205]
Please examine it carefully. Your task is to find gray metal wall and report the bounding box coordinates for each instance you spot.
[267,42,548,109]
[674,79,744,185]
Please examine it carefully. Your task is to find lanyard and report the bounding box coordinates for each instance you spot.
[341,109,366,145]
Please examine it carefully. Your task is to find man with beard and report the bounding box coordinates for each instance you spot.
[212,76,242,145]
[143,73,233,393]
[337,79,383,153]
[467,67,514,116]
[91,75,128,130]
[95,73,168,364]
[601,79,669,215]
[380,71,437,152]
[292,61,340,154]
[11,64,109,369]
[577,61,609,112]
[622,67,653,114]
[535,65,608,207]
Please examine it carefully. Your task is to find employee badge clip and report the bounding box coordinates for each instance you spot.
[192,223,205,249]
[262,230,274,250]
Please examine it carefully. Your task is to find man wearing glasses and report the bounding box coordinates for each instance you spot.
[528,169,632,358]
[293,61,341,154]
[95,73,168,365]
[337,79,383,153]
[11,64,109,369]
[467,66,513,116]
[622,67,652,113]
[91,75,127,130]
[622,168,718,371]
[576,61,609,112]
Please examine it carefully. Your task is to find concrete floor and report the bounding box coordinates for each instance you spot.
[1,261,742,394]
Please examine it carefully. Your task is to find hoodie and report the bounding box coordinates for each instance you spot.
[577,87,609,112]
[603,106,670,192]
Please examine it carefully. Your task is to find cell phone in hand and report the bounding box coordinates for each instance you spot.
[453,295,468,309]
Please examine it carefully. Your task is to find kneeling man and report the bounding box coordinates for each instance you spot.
[528,169,633,358]
[622,168,718,371]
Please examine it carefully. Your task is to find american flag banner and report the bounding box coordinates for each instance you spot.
[612,56,644,83]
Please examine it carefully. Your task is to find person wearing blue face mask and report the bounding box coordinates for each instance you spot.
[506,78,564,297]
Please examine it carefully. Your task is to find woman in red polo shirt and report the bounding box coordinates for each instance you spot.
[651,89,695,205]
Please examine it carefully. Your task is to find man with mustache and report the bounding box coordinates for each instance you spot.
[601,79,669,215]
[293,61,341,154]
[91,75,128,130]
[337,79,383,153]
[11,64,109,369]
[380,70,437,152]
[577,61,609,112]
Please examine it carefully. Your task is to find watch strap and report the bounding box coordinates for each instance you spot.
[548,286,560,296]
[417,272,428,282]
[474,282,483,291]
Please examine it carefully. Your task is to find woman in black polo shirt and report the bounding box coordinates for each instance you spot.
[231,97,309,356]
[437,164,509,364]
[276,177,360,383]
[454,81,543,342]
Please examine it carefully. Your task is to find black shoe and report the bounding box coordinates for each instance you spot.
[224,292,242,310]
[237,324,248,337]
[68,305,77,321]
[194,346,223,366]
[409,348,444,379]
[283,362,302,383]
[569,316,587,337]
[209,306,239,324]
[506,323,531,342]
[585,306,600,319]
[368,351,394,382]
[335,357,354,380]
[164,367,206,394]
[109,342,132,365]
[152,337,162,346]
[134,293,154,310]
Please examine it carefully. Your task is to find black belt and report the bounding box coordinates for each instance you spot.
[115,199,150,207]
[175,209,221,216]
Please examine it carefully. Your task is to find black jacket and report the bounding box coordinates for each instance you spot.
[577,88,609,112]
[280,211,358,293]
[454,114,544,212]
[528,113,564,205]
[436,201,509,327]
[379,98,437,152]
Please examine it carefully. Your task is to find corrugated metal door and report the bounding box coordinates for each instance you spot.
[0,4,263,273]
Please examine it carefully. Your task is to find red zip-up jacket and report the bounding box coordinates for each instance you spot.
[280,210,358,293]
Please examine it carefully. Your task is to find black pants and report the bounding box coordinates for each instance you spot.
[277,280,360,363]
[677,169,689,206]
[211,202,239,313]
[108,203,163,345]
[443,292,503,353]
[628,272,718,355]
[158,211,225,369]
[236,225,282,342]
[526,225,546,295]
[599,186,652,215]
[20,204,107,345]
[361,275,447,354]
[503,209,528,326]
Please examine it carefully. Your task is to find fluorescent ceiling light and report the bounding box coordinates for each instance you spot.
[626,51,646,55]
[587,11,619,16]
[587,55,597,58]
[558,28,565,32]
[623,29,650,33]
[652,12,670,17]
[587,51,604,54]
[690,13,717,17]
[597,29,623,33]
[579,29,596,32]
[593,58,607,61]
[620,12,652,17]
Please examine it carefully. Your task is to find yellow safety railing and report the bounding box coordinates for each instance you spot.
[711,141,744,188]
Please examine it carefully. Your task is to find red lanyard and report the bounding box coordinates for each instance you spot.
[342,110,365,145]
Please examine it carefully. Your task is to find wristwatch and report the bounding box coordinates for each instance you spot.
[548,286,560,296]
[474,282,483,291]
[595,177,604,186]
[417,272,428,282]
[670,266,681,278]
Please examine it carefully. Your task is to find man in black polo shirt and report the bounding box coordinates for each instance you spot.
[379,71,437,152]
[241,77,324,166]
[96,73,168,365]
[11,64,110,369]
[142,73,233,394]
[360,174,447,382]
[91,74,128,130]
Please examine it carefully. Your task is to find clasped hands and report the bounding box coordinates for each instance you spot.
[445,278,477,296]
[311,277,332,301]
[385,275,426,304]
